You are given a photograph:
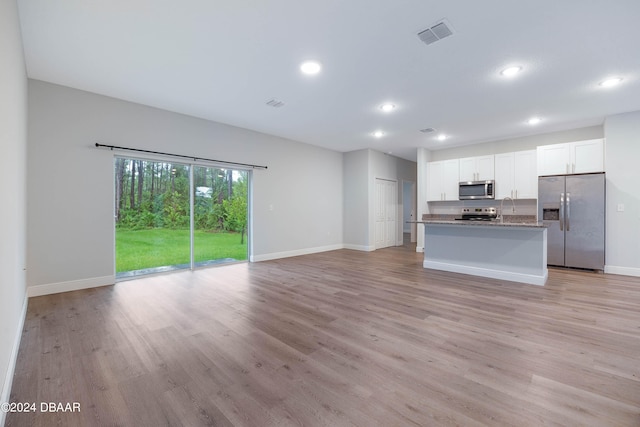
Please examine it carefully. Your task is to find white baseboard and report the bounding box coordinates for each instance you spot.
[27,275,115,298]
[423,260,548,286]
[604,265,640,277]
[343,244,375,252]
[251,244,345,262]
[1,294,28,427]
[416,246,424,253]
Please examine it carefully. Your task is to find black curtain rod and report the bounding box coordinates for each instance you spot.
[95,143,268,170]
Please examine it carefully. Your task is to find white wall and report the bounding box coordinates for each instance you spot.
[0,0,28,420]
[343,150,370,250]
[27,80,344,292]
[604,111,640,276]
[403,182,412,232]
[415,147,431,252]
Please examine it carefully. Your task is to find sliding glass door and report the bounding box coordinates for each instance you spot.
[193,166,248,267]
[115,157,248,279]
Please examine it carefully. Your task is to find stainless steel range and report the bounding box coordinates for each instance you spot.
[456,207,497,221]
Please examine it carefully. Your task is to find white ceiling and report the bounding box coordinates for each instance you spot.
[17,0,640,161]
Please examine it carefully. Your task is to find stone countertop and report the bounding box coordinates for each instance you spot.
[416,219,546,228]
[409,214,545,228]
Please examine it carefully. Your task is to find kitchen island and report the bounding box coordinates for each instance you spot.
[419,219,547,285]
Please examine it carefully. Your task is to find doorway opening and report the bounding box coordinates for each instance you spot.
[114,157,249,280]
[402,180,417,245]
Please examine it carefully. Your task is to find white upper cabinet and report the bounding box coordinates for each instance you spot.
[537,139,604,176]
[536,144,571,175]
[494,150,537,199]
[427,159,459,201]
[494,153,515,199]
[513,150,538,199]
[572,139,605,174]
[459,155,494,182]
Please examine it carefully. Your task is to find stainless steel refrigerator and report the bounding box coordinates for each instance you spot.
[538,173,605,270]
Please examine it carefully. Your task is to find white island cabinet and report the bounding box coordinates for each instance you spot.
[422,221,548,286]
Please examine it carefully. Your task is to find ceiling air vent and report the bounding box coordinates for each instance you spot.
[418,19,454,46]
[420,128,436,134]
[266,98,285,108]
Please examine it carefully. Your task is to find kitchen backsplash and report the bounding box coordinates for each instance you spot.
[427,198,538,216]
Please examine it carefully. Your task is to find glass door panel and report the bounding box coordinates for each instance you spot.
[115,158,191,278]
[193,166,248,267]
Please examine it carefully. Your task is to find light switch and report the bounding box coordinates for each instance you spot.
[617,203,625,212]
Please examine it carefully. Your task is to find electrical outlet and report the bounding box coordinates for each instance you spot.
[617,203,625,212]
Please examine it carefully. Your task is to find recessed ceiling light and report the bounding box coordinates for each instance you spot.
[500,66,522,77]
[599,77,623,88]
[300,61,321,75]
[437,134,448,141]
[373,130,385,138]
[527,117,542,125]
[380,103,396,112]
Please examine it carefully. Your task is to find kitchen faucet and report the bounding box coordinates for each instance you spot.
[499,197,516,223]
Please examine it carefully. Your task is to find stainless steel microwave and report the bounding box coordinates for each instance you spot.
[458,180,495,200]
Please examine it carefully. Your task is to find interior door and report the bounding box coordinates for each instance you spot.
[375,178,397,249]
[385,180,397,247]
[374,179,385,249]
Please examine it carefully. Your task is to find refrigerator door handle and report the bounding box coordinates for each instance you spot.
[566,192,571,231]
[560,193,565,231]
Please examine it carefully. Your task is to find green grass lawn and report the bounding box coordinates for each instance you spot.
[116,228,247,272]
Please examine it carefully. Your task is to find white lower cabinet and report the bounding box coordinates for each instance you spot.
[494,150,537,199]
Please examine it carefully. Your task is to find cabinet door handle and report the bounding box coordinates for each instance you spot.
[572,163,575,173]
[511,190,513,198]
[515,189,518,199]
[566,163,569,174]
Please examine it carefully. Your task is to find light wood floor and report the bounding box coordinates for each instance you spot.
[7,243,640,426]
